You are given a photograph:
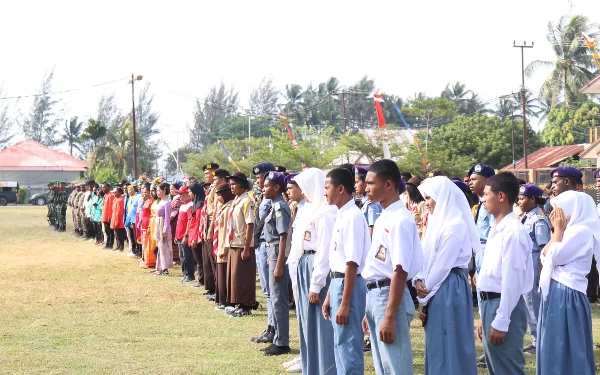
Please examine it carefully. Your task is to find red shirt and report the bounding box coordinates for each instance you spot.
[101,192,115,223]
[110,196,125,229]
[188,207,202,242]
[141,199,152,229]
[175,200,193,240]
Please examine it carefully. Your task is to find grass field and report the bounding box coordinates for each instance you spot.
[1,206,599,374]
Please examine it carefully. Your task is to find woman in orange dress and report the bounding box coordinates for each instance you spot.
[140,183,156,268]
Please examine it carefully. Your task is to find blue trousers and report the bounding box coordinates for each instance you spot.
[536,279,595,375]
[524,250,540,346]
[366,285,414,375]
[256,242,272,326]
[424,269,477,375]
[481,296,527,375]
[297,253,336,375]
[329,276,366,375]
[177,240,195,279]
[267,244,289,346]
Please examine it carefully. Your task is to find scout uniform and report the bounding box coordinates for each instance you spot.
[328,198,370,375]
[477,211,533,375]
[201,162,219,294]
[518,184,550,351]
[251,162,276,344]
[362,195,423,375]
[468,163,496,273]
[262,171,291,355]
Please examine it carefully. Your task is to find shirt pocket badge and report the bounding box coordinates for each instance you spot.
[375,244,387,262]
[304,230,311,241]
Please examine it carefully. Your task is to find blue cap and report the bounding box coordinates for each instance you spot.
[353,165,368,176]
[285,173,299,185]
[519,184,543,197]
[450,178,470,193]
[550,166,582,180]
[252,162,275,176]
[265,171,287,188]
[593,169,600,178]
[468,163,495,178]
[275,166,287,173]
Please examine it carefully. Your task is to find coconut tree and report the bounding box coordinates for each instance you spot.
[526,15,600,108]
[62,116,84,156]
[441,81,472,114]
[80,118,107,148]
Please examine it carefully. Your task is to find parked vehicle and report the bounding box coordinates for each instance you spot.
[0,181,19,206]
[29,191,50,206]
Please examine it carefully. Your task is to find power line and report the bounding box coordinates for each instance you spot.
[0,77,129,101]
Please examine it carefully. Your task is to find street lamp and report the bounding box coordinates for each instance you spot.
[129,74,143,178]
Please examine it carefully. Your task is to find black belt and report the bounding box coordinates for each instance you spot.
[479,291,501,300]
[303,250,316,255]
[329,271,361,279]
[366,279,391,291]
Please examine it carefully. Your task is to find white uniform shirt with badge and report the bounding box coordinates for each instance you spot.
[329,199,370,274]
[477,212,533,332]
[308,205,337,294]
[362,200,423,282]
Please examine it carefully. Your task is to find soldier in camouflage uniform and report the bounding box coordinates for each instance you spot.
[47,182,56,229]
[55,181,68,232]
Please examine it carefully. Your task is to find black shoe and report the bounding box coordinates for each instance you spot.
[251,301,261,310]
[289,301,295,310]
[264,345,291,356]
[477,355,486,363]
[589,296,598,304]
[251,330,269,343]
[202,290,213,295]
[363,338,371,352]
[260,343,276,352]
[524,345,536,355]
[256,331,274,344]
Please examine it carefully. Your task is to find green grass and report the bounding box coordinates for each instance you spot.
[0,206,599,374]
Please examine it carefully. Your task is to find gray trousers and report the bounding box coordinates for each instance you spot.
[267,244,289,346]
[481,296,527,375]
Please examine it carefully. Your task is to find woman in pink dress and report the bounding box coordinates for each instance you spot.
[154,182,173,275]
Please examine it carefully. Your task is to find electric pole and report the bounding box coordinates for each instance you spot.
[514,41,533,169]
[129,73,143,178]
[341,92,348,133]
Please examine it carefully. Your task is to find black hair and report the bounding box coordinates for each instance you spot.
[116,187,124,195]
[517,178,526,185]
[338,163,355,177]
[406,184,424,204]
[485,172,520,205]
[356,174,366,182]
[432,169,443,177]
[143,182,151,191]
[158,182,170,194]
[369,159,402,192]
[327,168,355,195]
[171,182,181,190]
[99,190,105,198]
[103,183,111,189]
[400,172,412,183]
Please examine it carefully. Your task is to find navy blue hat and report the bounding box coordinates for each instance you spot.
[202,162,219,171]
[353,165,368,176]
[265,171,287,188]
[468,163,495,178]
[593,169,600,178]
[275,166,287,173]
[550,166,582,180]
[285,173,299,186]
[252,162,276,176]
[450,178,469,193]
[518,184,543,197]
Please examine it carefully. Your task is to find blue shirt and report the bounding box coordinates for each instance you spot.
[263,195,291,243]
[520,206,551,251]
[476,199,495,245]
[125,193,140,227]
[360,196,382,227]
[258,196,272,241]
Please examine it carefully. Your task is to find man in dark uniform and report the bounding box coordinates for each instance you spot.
[56,181,68,232]
[47,182,56,229]
[199,162,219,295]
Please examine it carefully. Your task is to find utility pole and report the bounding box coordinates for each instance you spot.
[514,41,533,169]
[341,92,348,133]
[129,73,143,178]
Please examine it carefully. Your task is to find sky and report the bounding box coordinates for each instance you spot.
[0,0,598,161]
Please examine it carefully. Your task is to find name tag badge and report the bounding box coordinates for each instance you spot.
[275,211,282,218]
[333,242,337,251]
[304,230,311,241]
[375,244,387,262]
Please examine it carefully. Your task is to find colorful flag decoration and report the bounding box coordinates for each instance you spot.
[373,94,386,129]
[279,114,307,168]
[583,32,600,70]
[216,138,242,172]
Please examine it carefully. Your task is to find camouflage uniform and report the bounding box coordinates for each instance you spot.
[47,182,56,229]
[55,182,67,232]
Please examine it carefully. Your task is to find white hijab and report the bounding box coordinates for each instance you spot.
[287,168,328,265]
[540,190,600,299]
[417,177,481,278]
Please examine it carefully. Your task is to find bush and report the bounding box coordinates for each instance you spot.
[18,187,26,204]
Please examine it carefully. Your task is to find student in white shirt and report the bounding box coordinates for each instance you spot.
[413,176,478,375]
[476,172,533,375]
[322,167,370,375]
[360,159,423,375]
[537,191,599,374]
[289,168,337,375]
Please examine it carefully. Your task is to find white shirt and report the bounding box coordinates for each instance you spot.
[83,191,92,218]
[477,212,533,332]
[328,199,370,274]
[308,206,337,294]
[541,226,594,295]
[413,220,472,305]
[362,200,423,282]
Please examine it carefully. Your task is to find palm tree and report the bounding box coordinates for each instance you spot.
[281,84,304,122]
[441,82,472,113]
[511,91,542,119]
[495,97,518,120]
[92,120,133,179]
[62,116,84,156]
[80,118,107,149]
[526,15,600,108]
